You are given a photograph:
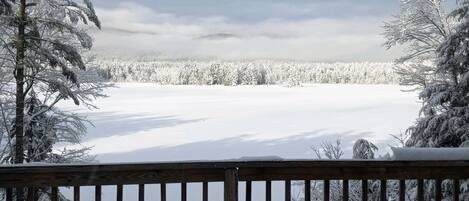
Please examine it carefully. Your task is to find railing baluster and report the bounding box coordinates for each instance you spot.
[380,180,386,201]
[435,179,442,201]
[33,188,38,201]
[342,180,348,201]
[139,184,145,201]
[266,180,272,201]
[51,186,59,201]
[361,180,368,201]
[95,185,102,201]
[453,179,460,201]
[224,168,238,201]
[74,186,80,201]
[246,181,252,201]
[324,180,330,201]
[304,180,311,201]
[417,179,424,201]
[116,185,123,201]
[285,180,291,201]
[6,188,12,201]
[399,180,405,201]
[181,182,187,201]
[26,187,33,201]
[17,188,25,201]
[203,182,209,201]
[160,183,166,201]
[26,187,36,201]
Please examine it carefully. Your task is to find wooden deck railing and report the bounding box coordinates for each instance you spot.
[1,160,469,201]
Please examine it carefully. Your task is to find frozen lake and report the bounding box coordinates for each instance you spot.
[62,83,420,162]
[59,83,420,200]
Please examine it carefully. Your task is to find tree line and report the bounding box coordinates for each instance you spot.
[95,59,399,86]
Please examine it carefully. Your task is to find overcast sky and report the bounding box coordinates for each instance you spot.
[91,0,403,62]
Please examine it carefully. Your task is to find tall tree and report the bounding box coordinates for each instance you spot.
[14,0,26,165]
[406,0,469,147]
[384,2,469,199]
[1,0,107,199]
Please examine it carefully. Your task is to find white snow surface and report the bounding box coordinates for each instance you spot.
[59,83,420,162]
[56,83,420,201]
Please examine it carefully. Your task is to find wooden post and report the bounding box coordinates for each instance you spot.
[435,179,442,201]
[74,186,81,201]
[26,187,36,201]
[324,180,330,201]
[203,182,209,201]
[342,180,349,201]
[224,168,238,201]
[181,182,187,201]
[304,180,311,201]
[399,180,405,201]
[362,180,368,201]
[6,188,12,201]
[246,181,252,201]
[116,185,123,201]
[266,180,272,201]
[380,180,386,201]
[139,184,145,201]
[160,183,167,201]
[95,185,102,201]
[51,187,58,201]
[285,180,291,201]
[453,179,460,201]
[417,179,424,201]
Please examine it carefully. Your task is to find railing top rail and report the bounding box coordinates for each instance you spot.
[1,160,469,187]
[2,159,469,170]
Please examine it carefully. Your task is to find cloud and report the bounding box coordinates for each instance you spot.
[91,2,403,62]
[93,0,398,23]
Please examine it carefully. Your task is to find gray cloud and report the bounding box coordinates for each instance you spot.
[93,0,398,22]
[90,1,403,61]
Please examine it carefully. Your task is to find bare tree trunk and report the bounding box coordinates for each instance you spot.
[14,0,27,200]
[15,0,26,164]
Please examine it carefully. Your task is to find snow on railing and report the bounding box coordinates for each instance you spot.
[392,147,469,160]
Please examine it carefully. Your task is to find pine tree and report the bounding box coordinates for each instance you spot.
[406,0,469,147]
[352,139,377,159]
[386,2,469,198]
[0,0,103,158]
[0,0,107,199]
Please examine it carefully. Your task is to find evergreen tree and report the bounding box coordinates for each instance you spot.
[0,0,103,158]
[0,0,107,199]
[406,0,469,147]
[352,139,377,159]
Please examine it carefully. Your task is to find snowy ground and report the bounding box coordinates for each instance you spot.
[59,83,420,200]
[62,83,420,161]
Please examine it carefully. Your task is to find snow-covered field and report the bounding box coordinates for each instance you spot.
[63,83,420,162]
[59,83,420,200]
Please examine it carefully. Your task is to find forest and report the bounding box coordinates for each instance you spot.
[94,58,399,86]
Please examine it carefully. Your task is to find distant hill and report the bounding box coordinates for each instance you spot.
[197,33,240,40]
